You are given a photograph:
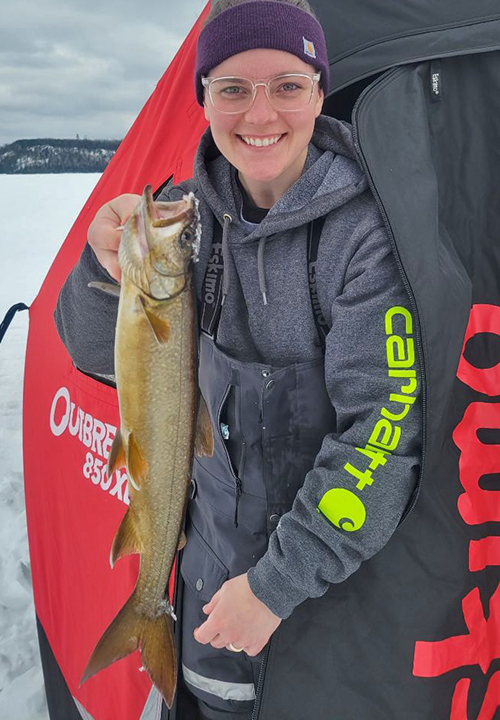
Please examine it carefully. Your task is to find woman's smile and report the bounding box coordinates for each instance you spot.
[237,133,287,148]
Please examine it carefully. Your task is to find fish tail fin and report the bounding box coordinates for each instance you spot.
[80,593,177,708]
[140,611,177,708]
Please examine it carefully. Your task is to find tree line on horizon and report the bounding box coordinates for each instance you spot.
[0,138,122,174]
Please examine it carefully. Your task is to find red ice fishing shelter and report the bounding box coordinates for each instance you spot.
[19,6,209,720]
[8,0,500,717]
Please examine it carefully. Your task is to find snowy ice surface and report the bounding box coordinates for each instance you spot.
[0,174,101,720]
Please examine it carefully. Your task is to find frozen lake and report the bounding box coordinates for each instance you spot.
[0,173,101,720]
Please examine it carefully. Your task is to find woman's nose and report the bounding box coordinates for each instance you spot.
[243,85,279,124]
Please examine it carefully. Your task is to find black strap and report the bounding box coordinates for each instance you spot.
[0,302,29,344]
[307,216,329,352]
[200,220,224,338]
[200,218,329,350]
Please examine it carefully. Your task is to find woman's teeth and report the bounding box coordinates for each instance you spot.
[240,134,283,147]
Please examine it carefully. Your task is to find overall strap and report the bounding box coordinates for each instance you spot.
[307,216,329,353]
[200,217,330,349]
[200,220,224,338]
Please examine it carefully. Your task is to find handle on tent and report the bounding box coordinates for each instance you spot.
[0,302,29,344]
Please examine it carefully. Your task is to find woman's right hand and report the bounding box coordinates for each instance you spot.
[87,193,141,282]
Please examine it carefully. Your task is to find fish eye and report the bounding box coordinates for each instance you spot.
[180,227,194,245]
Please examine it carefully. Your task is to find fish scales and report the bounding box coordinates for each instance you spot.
[81,187,212,708]
[116,276,196,616]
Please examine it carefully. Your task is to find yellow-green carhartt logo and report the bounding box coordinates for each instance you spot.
[318,305,418,532]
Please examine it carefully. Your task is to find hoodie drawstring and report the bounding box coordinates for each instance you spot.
[257,236,268,306]
[220,212,269,306]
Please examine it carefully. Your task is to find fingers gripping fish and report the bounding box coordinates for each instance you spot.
[81,186,214,708]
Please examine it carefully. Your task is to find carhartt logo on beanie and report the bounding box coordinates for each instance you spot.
[194,1,330,106]
[303,38,316,58]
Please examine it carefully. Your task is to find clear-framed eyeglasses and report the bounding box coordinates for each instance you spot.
[201,72,321,114]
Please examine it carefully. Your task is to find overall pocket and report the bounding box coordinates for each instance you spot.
[180,520,229,603]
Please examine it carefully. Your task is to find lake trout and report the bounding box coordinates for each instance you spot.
[81,186,214,707]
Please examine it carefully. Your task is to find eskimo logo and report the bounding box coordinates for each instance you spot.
[308,260,329,328]
[49,386,129,505]
[204,240,223,305]
[432,72,441,96]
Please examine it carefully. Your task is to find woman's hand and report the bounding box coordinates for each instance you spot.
[193,573,282,656]
[87,193,141,282]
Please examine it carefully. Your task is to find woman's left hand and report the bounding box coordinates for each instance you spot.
[193,573,282,656]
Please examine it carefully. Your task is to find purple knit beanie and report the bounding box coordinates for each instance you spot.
[195,1,329,106]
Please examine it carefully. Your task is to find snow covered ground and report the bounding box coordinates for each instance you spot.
[0,174,101,720]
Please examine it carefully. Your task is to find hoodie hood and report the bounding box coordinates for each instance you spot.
[193,114,369,304]
[194,114,368,236]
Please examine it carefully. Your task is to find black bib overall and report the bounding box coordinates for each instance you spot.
[178,218,335,718]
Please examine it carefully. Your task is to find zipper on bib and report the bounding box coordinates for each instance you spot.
[217,382,246,527]
[251,643,271,720]
[352,74,427,525]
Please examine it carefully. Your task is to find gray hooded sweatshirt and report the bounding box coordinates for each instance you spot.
[54,114,422,619]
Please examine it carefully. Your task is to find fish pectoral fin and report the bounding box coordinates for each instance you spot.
[127,433,148,491]
[195,392,215,458]
[139,297,171,344]
[88,281,121,298]
[177,530,187,551]
[110,507,144,567]
[81,591,177,708]
[107,429,126,478]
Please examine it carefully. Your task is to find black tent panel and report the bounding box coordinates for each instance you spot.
[37,616,87,720]
[258,49,500,718]
[307,0,500,93]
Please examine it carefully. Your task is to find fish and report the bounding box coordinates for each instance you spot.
[81,185,214,707]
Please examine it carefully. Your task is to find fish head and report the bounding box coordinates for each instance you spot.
[119,186,200,300]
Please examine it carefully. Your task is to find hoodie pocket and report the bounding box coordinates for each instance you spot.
[180,521,229,604]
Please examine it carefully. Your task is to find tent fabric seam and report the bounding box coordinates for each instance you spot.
[330,13,500,64]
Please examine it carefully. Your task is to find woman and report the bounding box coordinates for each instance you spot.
[55,1,422,718]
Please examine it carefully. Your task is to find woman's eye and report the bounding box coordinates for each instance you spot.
[278,82,300,93]
[221,85,247,95]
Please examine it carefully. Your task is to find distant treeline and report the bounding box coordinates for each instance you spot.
[0,138,122,174]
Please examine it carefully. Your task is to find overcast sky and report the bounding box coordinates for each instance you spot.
[0,0,208,146]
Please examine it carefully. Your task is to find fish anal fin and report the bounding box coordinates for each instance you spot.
[88,281,121,298]
[195,393,215,458]
[107,429,126,478]
[110,507,143,567]
[139,297,170,344]
[127,433,148,491]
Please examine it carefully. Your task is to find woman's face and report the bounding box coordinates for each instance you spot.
[203,48,324,188]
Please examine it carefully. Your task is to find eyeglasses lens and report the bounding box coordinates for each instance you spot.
[209,75,314,113]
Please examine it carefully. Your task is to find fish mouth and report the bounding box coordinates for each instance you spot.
[142,185,195,244]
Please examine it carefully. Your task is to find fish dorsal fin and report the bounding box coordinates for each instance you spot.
[110,507,144,567]
[107,429,126,478]
[139,296,171,344]
[127,433,148,491]
[195,393,215,458]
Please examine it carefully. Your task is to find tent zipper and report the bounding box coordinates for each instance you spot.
[351,82,427,526]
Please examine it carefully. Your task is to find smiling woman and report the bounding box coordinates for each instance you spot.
[53,1,423,719]
[196,0,327,207]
